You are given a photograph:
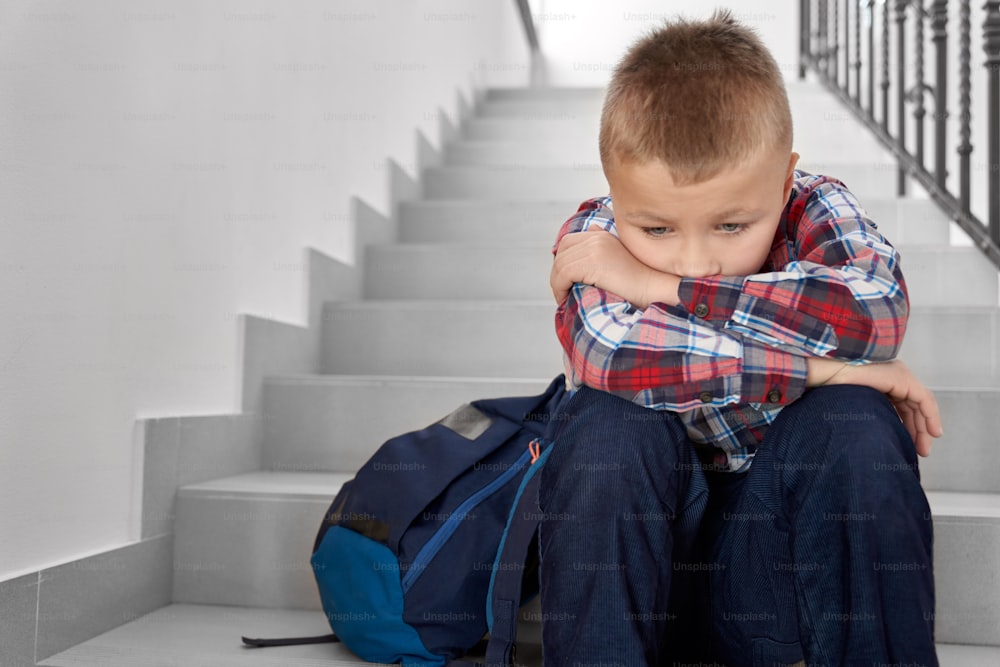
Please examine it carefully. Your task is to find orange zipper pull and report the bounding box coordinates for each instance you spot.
[528,439,541,464]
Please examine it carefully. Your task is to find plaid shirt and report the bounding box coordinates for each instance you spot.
[553,170,910,472]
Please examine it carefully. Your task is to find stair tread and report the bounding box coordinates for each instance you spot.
[261,371,1000,391]
[924,491,1000,518]
[264,373,555,384]
[179,471,352,499]
[39,603,388,666]
[321,299,1000,312]
[179,471,1000,519]
[38,602,1000,666]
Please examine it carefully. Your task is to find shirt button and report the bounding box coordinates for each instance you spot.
[699,391,713,403]
[694,303,710,318]
[767,389,782,403]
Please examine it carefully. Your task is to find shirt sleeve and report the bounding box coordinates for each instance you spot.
[676,173,910,361]
[553,198,808,410]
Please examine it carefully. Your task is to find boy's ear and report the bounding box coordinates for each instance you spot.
[782,152,800,202]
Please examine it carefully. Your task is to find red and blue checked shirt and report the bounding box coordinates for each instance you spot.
[553,170,910,472]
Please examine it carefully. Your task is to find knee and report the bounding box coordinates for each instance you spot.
[767,384,917,471]
[541,387,691,509]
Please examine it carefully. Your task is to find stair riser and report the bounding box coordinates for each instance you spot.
[263,373,999,495]
[364,245,998,307]
[399,200,578,244]
[899,309,1000,387]
[172,495,325,610]
[477,99,604,117]
[933,518,1000,644]
[444,141,601,169]
[484,88,605,102]
[262,378,553,474]
[399,199,950,247]
[171,490,1000,646]
[918,391,1000,493]
[422,167,608,200]
[320,305,565,378]
[320,302,1000,388]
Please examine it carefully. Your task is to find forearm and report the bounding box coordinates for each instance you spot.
[557,284,808,409]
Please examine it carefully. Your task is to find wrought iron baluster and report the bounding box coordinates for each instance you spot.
[913,2,928,169]
[855,0,863,101]
[959,0,973,214]
[985,0,1000,242]
[801,0,812,78]
[820,0,830,82]
[845,0,852,94]
[833,0,841,84]
[897,0,910,195]
[883,0,891,132]
[932,0,949,190]
[869,0,877,117]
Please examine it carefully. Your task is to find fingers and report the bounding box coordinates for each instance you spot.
[895,396,940,457]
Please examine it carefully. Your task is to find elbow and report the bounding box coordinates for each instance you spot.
[838,294,908,361]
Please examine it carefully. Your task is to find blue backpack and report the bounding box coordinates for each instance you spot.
[243,375,568,666]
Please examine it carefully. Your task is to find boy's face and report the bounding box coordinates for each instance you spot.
[606,148,799,279]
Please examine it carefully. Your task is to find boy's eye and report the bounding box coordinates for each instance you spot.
[719,223,745,234]
[644,227,668,237]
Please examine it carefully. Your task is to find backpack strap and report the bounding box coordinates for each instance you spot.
[483,443,553,667]
[241,633,339,648]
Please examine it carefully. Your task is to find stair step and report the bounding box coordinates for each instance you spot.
[320,301,564,377]
[398,199,579,243]
[363,243,998,306]
[261,375,553,474]
[318,300,1000,387]
[364,242,551,300]
[38,602,542,667]
[168,472,1000,646]
[924,491,1000,646]
[262,370,1000,493]
[900,306,1000,387]
[37,601,997,666]
[477,99,603,120]
[444,140,601,168]
[172,472,347,610]
[484,86,604,101]
[422,165,608,200]
[397,198,949,246]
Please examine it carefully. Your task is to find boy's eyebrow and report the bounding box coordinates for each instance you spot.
[626,207,764,224]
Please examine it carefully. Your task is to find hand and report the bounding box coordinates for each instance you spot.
[550,227,681,308]
[807,358,943,457]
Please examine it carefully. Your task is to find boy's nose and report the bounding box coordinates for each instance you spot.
[673,254,719,279]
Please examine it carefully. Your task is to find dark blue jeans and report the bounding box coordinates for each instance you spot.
[537,384,937,667]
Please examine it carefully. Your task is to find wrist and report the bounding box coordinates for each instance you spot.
[805,357,848,387]
[636,270,681,309]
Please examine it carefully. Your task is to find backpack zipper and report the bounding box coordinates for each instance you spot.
[400,446,534,593]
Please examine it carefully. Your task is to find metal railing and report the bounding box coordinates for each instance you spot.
[800,0,1000,268]
[516,0,540,53]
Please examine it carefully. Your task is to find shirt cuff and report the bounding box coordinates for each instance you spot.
[678,276,744,322]
[740,339,808,406]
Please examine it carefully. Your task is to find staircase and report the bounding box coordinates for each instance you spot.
[36,83,1000,665]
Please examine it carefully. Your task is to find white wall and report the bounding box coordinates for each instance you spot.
[531,0,800,87]
[0,0,529,580]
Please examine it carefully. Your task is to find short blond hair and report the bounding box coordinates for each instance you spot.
[599,9,792,184]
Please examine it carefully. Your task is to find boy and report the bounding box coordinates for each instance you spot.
[541,10,942,667]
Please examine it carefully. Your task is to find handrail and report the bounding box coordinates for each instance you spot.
[515,0,540,52]
[799,0,1000,270]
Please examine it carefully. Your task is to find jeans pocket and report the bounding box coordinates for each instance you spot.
[752,636,804,667]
